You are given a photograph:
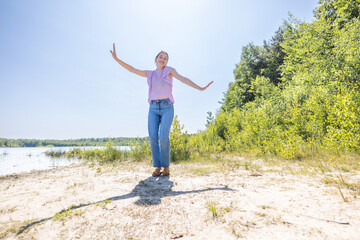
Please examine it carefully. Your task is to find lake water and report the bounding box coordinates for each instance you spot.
[0,146,129,176]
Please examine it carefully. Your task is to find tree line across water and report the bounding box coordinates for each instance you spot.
[0,137,147,148]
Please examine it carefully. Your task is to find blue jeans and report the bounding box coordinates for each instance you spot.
[148,98,174,168]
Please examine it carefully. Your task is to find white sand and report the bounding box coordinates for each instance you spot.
[0,161,359,240]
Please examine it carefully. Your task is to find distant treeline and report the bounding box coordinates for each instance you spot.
[0,137,148,148]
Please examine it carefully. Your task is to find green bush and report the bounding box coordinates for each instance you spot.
[129,138,151,161]
[195,1,360,158]
[170,115,190,162]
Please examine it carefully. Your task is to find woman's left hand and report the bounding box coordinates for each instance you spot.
[201,81,214,91]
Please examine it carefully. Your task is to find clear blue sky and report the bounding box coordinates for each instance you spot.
[0,0,318,140]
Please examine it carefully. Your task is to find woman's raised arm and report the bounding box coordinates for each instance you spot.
[110,43,147,77]
[170,69,213,91]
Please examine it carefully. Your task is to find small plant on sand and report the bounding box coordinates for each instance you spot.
[224,207,231,212]
[259,205,273,210]
[52,209,73,221]
[1,219,38,237]
[66,181,87,190]
[0,206,17,214]
[244,161,262,176]
[320,158,360,201]
[52,204,86,221]
[96,199,112,208]
[207,201,219,218]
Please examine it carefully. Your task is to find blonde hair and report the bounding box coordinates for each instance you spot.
[155,50,169,61]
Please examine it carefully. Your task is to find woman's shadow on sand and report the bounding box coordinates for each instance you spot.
[109,175,234,205]
[18,176,235,234]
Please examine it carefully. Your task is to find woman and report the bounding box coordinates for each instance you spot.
[110,43,213,177]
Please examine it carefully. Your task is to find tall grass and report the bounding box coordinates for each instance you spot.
[45,140,150,164]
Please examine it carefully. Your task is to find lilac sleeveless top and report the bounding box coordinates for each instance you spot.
[146,66,175,103]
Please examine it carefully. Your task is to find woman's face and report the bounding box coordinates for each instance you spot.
[155,52,168,68]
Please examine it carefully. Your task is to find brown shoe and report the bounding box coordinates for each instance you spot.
[152,168,162,177]
[161,167,170,176]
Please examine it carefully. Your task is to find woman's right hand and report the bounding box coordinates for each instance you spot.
[110,43,117,60]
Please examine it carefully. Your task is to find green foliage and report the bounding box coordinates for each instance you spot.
[315,0,360,28]
[170,115,190,161]
[221,27,286,111]
[129,138,151,161]
[188,124,224,155]
[196,0,360,158]
[325,86,360,151]
[62,144,129,163]
[45,150,66,157]
[100,140,127,162]
[59,138,152,163]
[206,111,214,127]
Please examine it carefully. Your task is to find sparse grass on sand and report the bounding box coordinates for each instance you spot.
[0,154,359,239]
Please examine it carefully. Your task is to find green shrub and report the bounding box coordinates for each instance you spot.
[129,138,151,161]
[170,115,191,162]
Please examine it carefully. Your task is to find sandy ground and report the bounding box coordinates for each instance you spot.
[0,159,359,240]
